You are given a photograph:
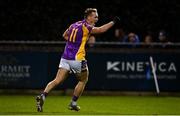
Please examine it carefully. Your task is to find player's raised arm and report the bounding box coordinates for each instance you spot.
[91,21,114,34]
[91,16,120,34]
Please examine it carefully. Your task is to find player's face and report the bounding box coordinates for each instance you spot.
[88,12,98,25]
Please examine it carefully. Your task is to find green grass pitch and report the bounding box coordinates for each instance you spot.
[0,94,180,115]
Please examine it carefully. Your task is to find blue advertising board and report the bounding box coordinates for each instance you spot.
[0,50,179,92]
[0,52,48,89]
[87,52,180,92]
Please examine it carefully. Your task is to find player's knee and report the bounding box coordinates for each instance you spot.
[82,76,88,84]
[85,78,88,84]
[53,79,61,86]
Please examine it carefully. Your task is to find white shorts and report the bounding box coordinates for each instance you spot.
[59,58,88,73]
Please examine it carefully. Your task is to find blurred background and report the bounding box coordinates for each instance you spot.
[0,0,180,95]
[1,0,180,42]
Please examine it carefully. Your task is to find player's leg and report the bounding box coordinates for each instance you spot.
[69,64,89,111]
[36,68,69,112]
[44,68,69,95]
[73,70,89,100]
[36,58,70,112]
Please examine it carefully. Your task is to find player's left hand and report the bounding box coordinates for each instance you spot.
[113,16,120,23]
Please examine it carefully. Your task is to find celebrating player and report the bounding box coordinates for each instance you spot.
[36,8,120,112]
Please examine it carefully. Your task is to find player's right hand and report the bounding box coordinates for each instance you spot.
[113,16,120,23]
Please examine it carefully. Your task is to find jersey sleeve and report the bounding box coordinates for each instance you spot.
[85,23,93,33]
